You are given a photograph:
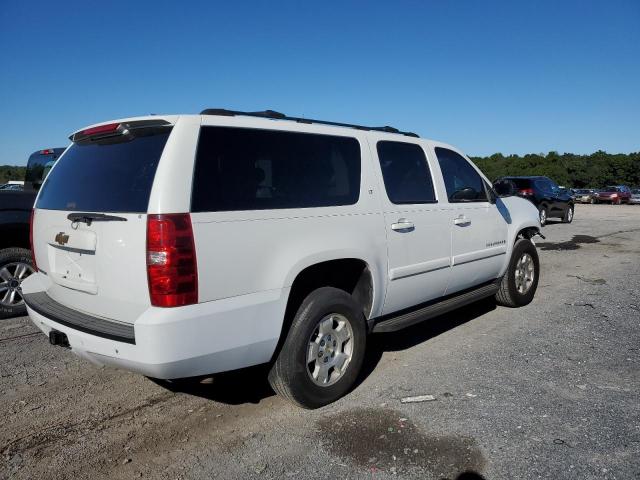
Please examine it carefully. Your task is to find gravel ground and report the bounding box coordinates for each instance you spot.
[1,204,639,480]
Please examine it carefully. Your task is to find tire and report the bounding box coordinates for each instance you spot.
[0,247,35,319]
[590,198,595,204]
[538,206,548,226]
[495,239,539,308]
[615,198,621,205]
[268,287,366,409]
[562,205,574,223]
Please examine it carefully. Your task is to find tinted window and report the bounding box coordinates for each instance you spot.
[534,179,553,192]
[36,133,169,213]
[507,178,532,189]
[376,142,435,204]
[25,149,64,191]
[191,127,361,212]
[435,147,487,202]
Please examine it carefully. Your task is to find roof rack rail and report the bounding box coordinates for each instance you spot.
[199,108,419,137]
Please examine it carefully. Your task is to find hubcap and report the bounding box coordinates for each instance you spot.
[0,262,34,308]
[307,313,354,386]
[514,253,535,295]
[540,209,546,224]
[568,208,573,221]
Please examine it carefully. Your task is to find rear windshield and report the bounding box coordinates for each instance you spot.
[36,132,170,213]
[507,178,531,189]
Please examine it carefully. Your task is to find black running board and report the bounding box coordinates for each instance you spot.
[371,278,502,333]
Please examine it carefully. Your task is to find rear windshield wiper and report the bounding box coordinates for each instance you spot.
[67,212,128,226]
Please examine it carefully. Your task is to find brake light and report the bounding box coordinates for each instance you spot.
[39,149,54,155]
[519,188,534,196]
[29,209,37,271]
[146,214,198,307]
[80,123,121,137]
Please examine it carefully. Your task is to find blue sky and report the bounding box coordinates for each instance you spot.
[1,0,638,165]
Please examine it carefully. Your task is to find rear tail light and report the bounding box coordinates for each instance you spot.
[146,214,198,307]
[519,188,534,196]
[29,209,37,271]
[611,193,618,198]
[39,149,55,155]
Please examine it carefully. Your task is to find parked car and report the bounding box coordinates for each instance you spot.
[495,176,574,226]
[630,188,640,204]
[23,109,542,408]
[0,184,23,191]
[0,148,65,318]
[573,188,597,204]
[595,185,632,204]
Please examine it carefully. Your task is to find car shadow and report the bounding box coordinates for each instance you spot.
[357,297,497,388]
[154,298,498,406]
[149,364,276,405]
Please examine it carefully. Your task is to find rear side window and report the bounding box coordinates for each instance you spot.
[435,147,488,202]
[377,141,436,204]
[191,127,361,212]
[36,133,170,213]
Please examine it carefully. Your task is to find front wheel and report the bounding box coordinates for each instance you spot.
[538,206,548,226]
[495,239,539,308]
[268,287,366,408]
[0,248,35,319]
[563,205,574,223]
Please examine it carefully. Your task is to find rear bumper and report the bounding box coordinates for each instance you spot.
[629,198,640,204]
[25,285,289,379]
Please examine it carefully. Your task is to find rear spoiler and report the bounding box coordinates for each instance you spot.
[70,119,172,144]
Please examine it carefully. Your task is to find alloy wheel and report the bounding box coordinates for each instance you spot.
[307,313,354,386]
[0,262,34,308]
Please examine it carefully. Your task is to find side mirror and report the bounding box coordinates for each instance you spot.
[493,179,516,197]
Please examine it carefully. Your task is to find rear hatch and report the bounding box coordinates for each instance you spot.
[32,119,173,323]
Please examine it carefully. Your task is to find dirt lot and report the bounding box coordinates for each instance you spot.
[1,204,639,480]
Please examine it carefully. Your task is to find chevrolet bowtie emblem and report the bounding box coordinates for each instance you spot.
[55,232,69,246]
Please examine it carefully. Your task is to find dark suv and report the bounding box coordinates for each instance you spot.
[0,148,65,318]
[497,176,574,226]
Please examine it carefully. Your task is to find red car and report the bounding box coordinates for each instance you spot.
[595,185,632,204]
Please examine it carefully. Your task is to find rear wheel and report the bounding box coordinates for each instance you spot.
[562,205,574,223]
[268,287,366,408]
[0,248,35,319]
[495,239,539,308]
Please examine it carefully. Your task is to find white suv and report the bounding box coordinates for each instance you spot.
[23,109,541,408]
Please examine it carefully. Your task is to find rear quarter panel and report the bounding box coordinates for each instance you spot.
[156,117,389,319]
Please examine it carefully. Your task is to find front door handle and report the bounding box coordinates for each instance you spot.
[391,219,415,231]
[454,215,471,226]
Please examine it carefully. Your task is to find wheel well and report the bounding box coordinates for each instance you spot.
[517,227,540,241]
[0,225,30,251]
[271,259,373,362]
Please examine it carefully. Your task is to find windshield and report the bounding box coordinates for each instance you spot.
[36,132,170,213]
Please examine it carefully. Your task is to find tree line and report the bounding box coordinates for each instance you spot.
[2,151,639,189]
[471,151,640,188]
[0,165,27,184]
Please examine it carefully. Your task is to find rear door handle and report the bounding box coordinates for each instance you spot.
[391,219,415,231]
[454,215,471,226]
